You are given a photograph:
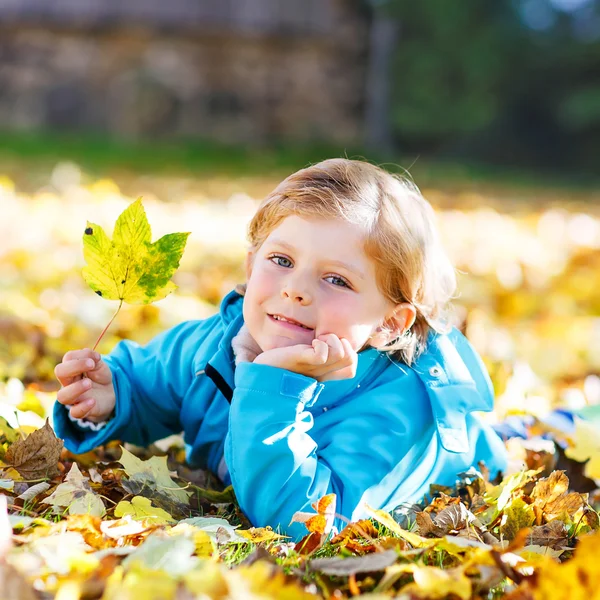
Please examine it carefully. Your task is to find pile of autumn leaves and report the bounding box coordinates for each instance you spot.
[0,419,599,599]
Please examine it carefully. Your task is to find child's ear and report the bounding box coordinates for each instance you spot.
[369,303,416,349]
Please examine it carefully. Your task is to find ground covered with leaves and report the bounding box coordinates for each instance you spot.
[1,164,600,599]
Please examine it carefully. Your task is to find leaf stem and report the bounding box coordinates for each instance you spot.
[92,298,124,352]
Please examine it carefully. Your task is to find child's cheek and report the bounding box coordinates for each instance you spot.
[319,299,370,350]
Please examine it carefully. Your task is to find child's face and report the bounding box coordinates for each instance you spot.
[243,215,401,353]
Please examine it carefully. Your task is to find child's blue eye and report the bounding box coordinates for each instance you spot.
[271,255,293,268]
[326,275,350,288]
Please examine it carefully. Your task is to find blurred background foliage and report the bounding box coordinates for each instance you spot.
[384,0,600,173]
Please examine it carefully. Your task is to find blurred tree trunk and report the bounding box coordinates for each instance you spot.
[364,6,398,154]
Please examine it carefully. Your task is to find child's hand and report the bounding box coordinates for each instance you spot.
[54,349,116,422]
[253,334,358,382]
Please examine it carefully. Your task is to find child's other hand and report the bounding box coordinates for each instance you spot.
[253,333,358,382]
[54,349,116,422]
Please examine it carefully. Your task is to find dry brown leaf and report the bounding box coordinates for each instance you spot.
[531,471,569,507]
[4,420,63,480]
[416,511,438,536]
[526,520,568,549]
[531,470,585,521]
[331,519,378,544]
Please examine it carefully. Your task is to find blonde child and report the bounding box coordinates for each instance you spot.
[54,159,507,538]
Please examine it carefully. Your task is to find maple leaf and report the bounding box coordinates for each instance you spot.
[41,462,105,517]
[82,198,190,305]
[114,496,174,525]
[118,446,191,505]
[4,419,63,480]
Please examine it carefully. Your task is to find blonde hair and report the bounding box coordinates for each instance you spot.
[247,158,457,365]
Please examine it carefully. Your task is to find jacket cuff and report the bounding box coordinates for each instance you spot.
[234,362,324,408]
[68,410,111,431]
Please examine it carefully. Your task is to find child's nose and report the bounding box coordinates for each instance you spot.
[280,280,312,305]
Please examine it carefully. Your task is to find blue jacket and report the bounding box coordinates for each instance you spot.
[53,287,508,539]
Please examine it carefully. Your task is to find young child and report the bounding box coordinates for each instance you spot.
[53,159,508,539]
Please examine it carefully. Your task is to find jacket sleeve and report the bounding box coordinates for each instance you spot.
[224,361,432,541]
[53,318,217,454]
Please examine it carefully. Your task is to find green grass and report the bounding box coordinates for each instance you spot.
[0,129,598,194]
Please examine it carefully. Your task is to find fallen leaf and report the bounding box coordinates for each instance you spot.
[308,549,398,575]
[0,479,14,492]
[331,519,379,544]
[408,564,472,600]
[500,497,536,541]
[122,533,200,576]
[114,496,174,525]
[118,446,191,505]
[178,516,243,543]
[565,417,600,481]
[531,471,585,522]
[4,420,63,480]
[290,493,336,535]
[100,515,150,540]
[0,416,19,444]
[236,527,288,543]
[527,520,568,549]
[42,462,105,517]
[16,481,50,501]
[364,503,432,548]
[506,530,600,599]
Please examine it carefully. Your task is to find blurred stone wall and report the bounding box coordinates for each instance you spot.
[0,0,368,145]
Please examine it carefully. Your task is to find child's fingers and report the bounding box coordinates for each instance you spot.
[340,338,356,363]
[56,378,93,406]
[317,333,345,364]
[318,339,357,382]
[70,398,96,420]
[62,349,101,363]
[310,339,329,364]
[54,358,97,386]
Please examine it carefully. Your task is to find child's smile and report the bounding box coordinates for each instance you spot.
[243,215,398,353]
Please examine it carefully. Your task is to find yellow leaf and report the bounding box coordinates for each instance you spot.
[407,565,472,600]
[114,496,174,525]
[500,496,536,541]
[118,447,191,505]
[364,504,432,548]
[509,530,600,599]
[82,198,190,305]
[16,390,45,419]
[42,463,105,518]
[167,523,215,558]
[103,564,178,600]
[236,527,288,543]
[565,418,600,480]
